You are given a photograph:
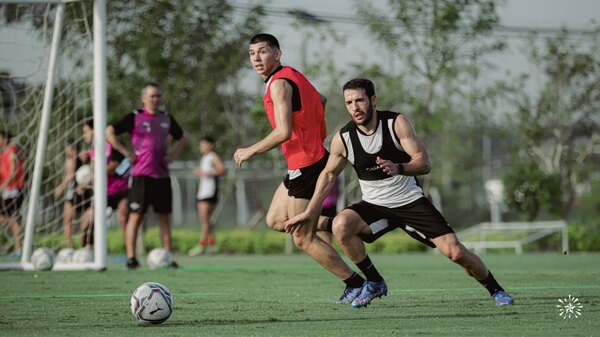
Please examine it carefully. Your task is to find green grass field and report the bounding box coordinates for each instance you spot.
[1,253,599,336]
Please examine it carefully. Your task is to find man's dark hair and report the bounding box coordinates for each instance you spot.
[200,135,215,144]
[342,78,376,99]
[84,119,94,130]
[249,33,280,50]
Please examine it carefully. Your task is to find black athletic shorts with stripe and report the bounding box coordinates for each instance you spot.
[283,152,328,200]
[346,197,454,248]
[0,191,24,218]
[128,176,172,214]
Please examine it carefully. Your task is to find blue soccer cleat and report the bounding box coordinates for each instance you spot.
[492,290,514,306]
[335,286,363,304]
[351,280,388,308]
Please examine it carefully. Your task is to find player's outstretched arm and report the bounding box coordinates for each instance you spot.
[284,132,348,234]
[234,79,293,167]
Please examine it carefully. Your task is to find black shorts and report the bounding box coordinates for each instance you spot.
[197,196,218,204]
[1,191,24,217]
[107,189,128,210]
[346,197,454,248]
[320,205,337,218]
[128,176,172,214]
[283,152,328,200]
[67,189,93,215]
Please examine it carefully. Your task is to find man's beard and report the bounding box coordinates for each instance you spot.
[356,103,374,126]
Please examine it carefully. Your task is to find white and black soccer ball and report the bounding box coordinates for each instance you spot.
[75,164,93,187]
[56,247,75,264]
[31,248,55,271]
[147,248,172,270]
[72,247,94,263]
[130,282,173,324]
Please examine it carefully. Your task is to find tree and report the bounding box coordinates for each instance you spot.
[1,1,266,158]
[353,0,507,226]
[354,0,504,133]
[502,26,600,218]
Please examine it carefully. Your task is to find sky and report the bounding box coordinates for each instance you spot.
[1,0,599,88]
[230,0,600,90]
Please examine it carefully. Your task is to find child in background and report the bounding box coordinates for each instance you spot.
[188,136,225,256]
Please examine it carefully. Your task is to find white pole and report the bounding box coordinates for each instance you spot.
[93,0,108,270]
[21,3,66,265]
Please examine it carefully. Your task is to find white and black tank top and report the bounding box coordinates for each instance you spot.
[196,151,218,200]
[339,110,424,208]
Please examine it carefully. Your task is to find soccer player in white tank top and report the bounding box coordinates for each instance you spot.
[286,78,514,308]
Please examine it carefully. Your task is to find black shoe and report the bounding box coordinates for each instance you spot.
[126,257,140,270]
[167,260,180,269]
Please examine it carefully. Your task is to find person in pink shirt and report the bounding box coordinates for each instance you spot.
[82,120,130,248]
[107,83,186,269]
[317,177,340,245]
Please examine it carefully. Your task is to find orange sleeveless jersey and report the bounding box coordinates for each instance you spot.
[0,145,25,190]
[263,66,326,170]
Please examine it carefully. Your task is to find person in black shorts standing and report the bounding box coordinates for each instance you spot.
[82,120,130,247]
[107,83,186,269]
[188,136,225,256]
[286,78,514,308]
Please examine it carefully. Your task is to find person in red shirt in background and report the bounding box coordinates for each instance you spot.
[0,131,24,257]
[234,34,365,303]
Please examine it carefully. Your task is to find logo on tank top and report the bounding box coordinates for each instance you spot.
[365,164,382,172]
[142,122,151,132]
[160,122,169,129]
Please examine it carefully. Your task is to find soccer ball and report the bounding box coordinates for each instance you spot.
[130,282,173,324]
[56,248,75,263]
[147,248,172,270]
[31,248,55,271]
[72,247,94,263]
[75,164,93,187]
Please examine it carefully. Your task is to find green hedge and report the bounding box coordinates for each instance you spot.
[108,227,428,255]
[11,220,599,254]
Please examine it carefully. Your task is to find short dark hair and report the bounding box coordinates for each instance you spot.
[0,130,11,142]
[84,119,94,130]
[200,135,215,144]
[342,78,376,99]
[66,138,80,152]
[249,33,280,50]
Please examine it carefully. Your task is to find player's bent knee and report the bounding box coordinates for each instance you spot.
[331,216,351,240]
[444,244,466,263]
[292,232,311,251]
[265,216,285,232]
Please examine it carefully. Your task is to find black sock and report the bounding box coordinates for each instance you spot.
[357,256,383,282]
[343,272,365,288]
[326,217,333,233]
[478,271,504,296]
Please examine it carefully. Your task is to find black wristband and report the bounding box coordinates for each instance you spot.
[396,163,405,175]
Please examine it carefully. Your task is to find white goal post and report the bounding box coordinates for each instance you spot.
[0,0,107,271]
[458,220,569,255]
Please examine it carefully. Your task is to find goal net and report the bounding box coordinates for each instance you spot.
[0,1,108,270]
